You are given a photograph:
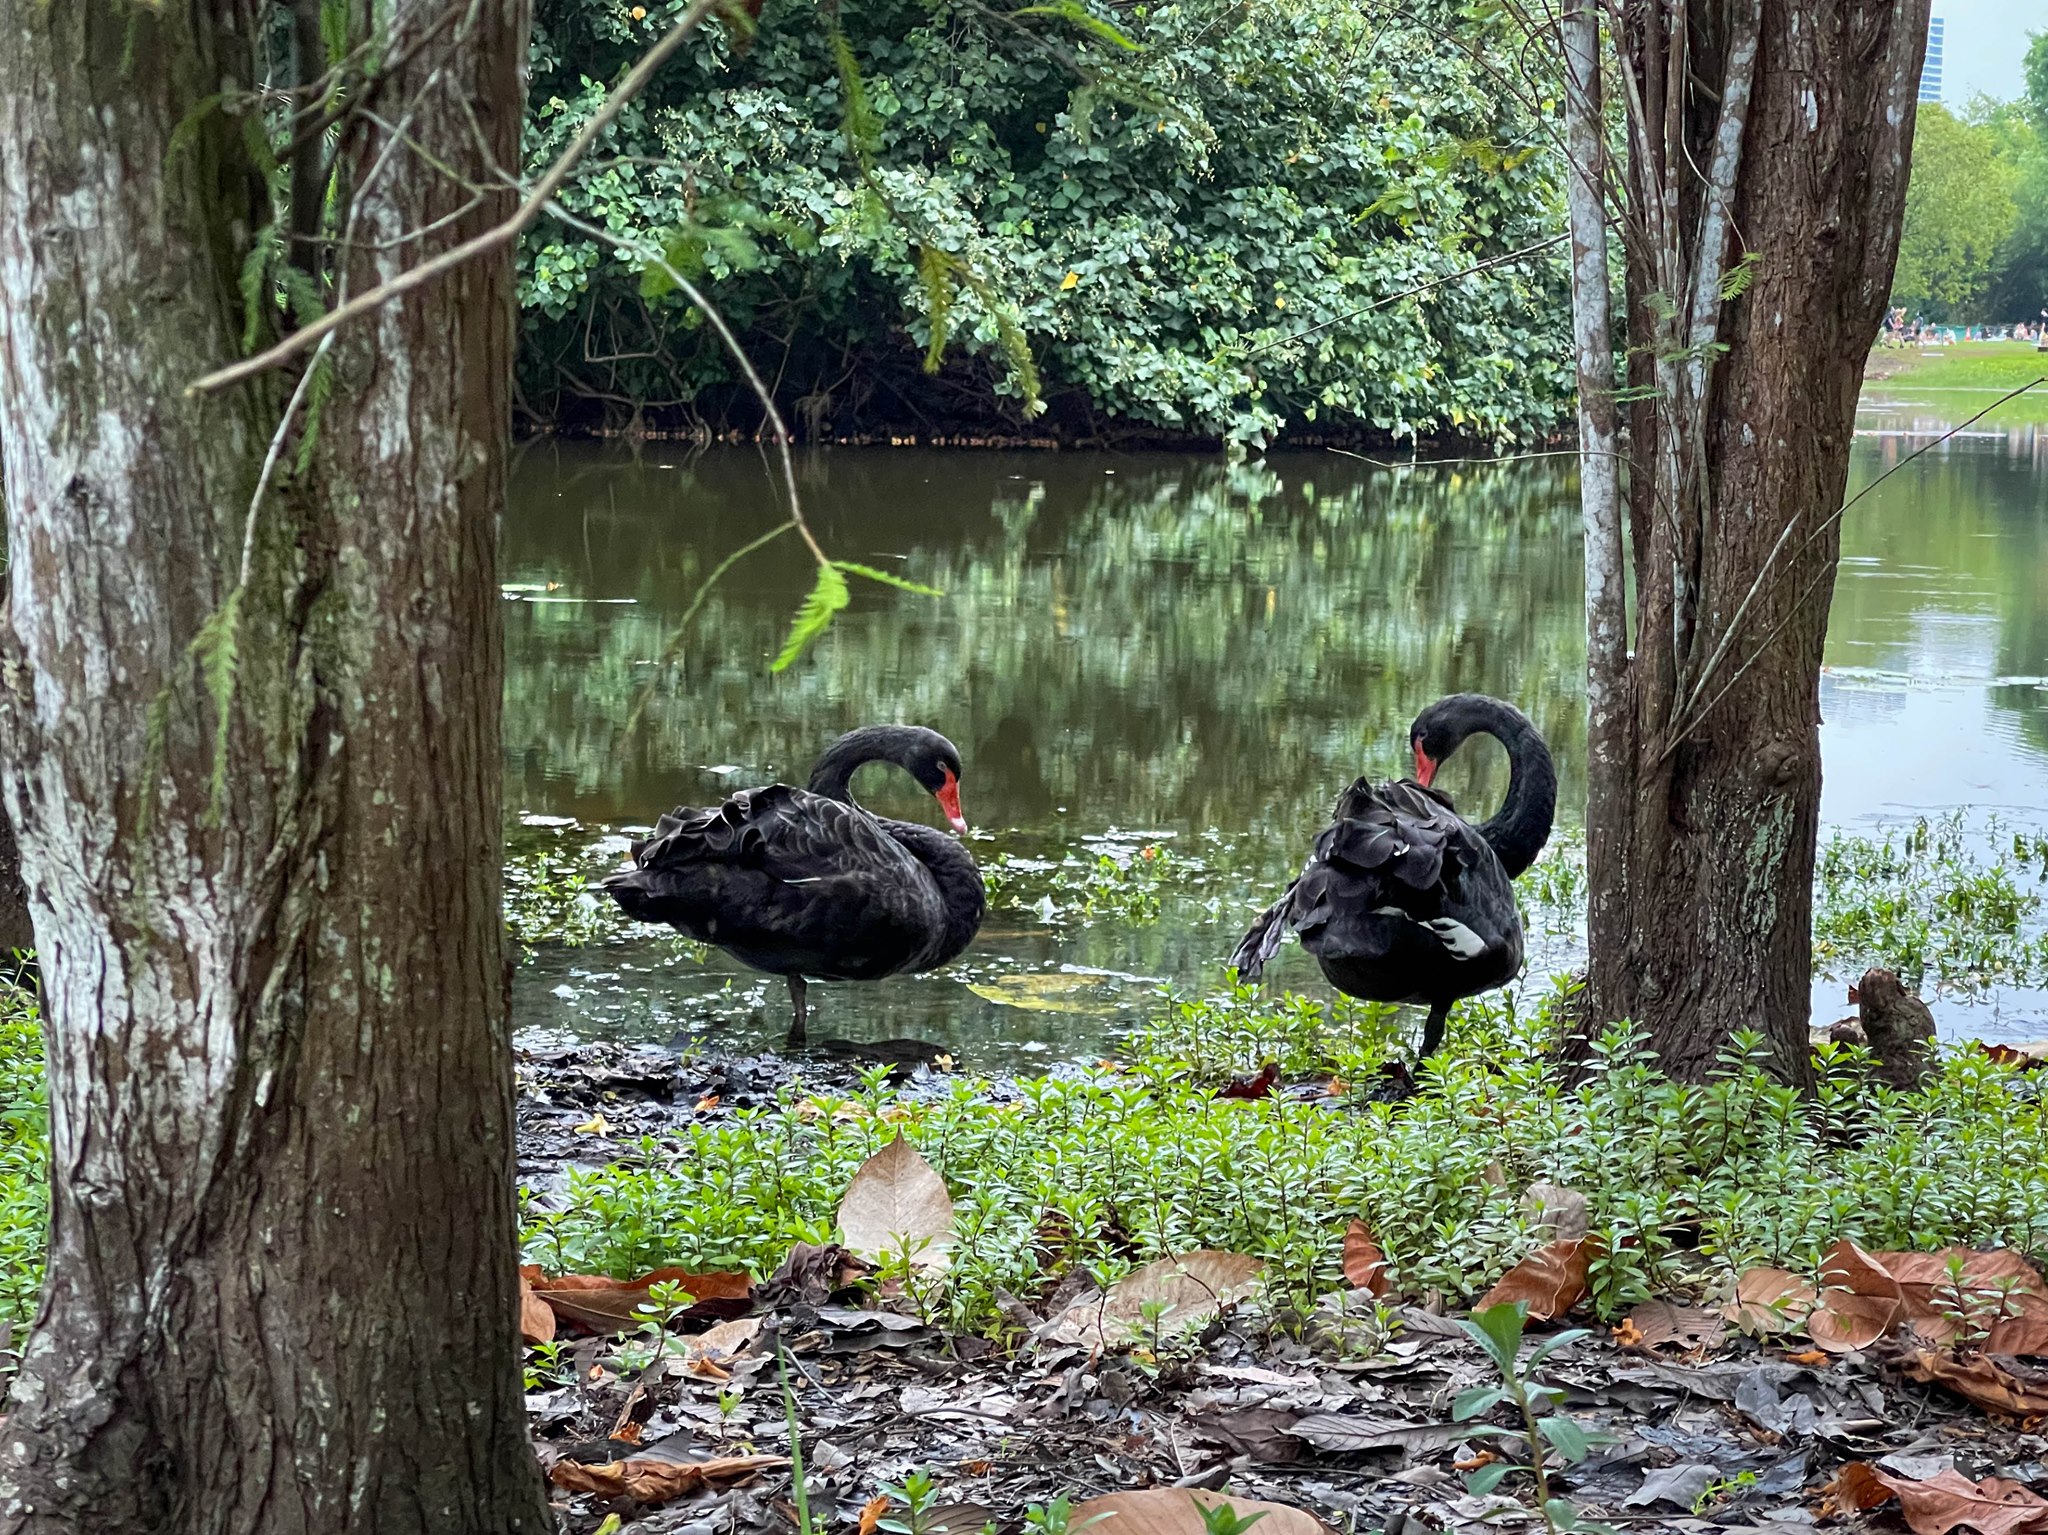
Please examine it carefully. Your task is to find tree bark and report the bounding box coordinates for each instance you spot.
[1576,0,1929,1082]
[0,3,548,1531]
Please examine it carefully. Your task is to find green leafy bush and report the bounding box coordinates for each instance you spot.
[522,0,1571,446]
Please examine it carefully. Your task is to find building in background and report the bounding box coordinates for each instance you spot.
[1920,15,1945,102]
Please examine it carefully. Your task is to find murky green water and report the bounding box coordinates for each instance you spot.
[504,413,2048,1061]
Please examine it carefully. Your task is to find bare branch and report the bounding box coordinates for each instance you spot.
[186,0,721,397]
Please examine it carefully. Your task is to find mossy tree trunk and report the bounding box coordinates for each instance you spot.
[0,3,548,1530]
[1568,0,1928,1082]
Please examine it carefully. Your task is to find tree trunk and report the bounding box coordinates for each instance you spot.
[0,4,548,1531]
[1578,0,1928,1082]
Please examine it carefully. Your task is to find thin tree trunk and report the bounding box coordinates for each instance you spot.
[1561,0,1630,1023]
[0,3,548,1530]
[1578,0,1928,1082]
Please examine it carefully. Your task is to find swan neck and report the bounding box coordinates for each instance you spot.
[1472,712,1556,879]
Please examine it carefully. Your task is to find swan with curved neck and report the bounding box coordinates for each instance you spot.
[606,725,984,1044]
[1230,693,1556,1062]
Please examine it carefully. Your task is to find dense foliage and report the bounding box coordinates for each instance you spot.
[521,0,1573,447]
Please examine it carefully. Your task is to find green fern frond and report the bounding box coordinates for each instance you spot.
[1012,1,1140,50]
[239,235,274,355]
[833,561,944,596]
[825,14,880,172]
[1719,251,1761,302]
[770,563,850,673]
[917,246,957,374]
[188,588,244,827]
[295,351,335,477]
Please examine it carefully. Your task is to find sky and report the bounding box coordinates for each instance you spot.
[1936,0,2048,104]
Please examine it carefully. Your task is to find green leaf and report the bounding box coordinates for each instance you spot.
[833,561,944,596]
[1452,1386,1508,1421]
[1461,1301,1528,1370]
[1464,1463,1514,1496]
[1544,1499,1581,1533]
[769,564,850,673]
[1538,1413,1590,1464]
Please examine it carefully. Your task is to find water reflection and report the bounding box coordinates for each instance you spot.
[504,424,2048,1058]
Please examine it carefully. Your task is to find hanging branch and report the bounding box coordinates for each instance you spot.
[185,0,724,397]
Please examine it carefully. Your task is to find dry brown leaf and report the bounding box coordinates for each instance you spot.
[547,1452,789,1504]
[682,1315,762,1378]
[858,1495,892,1535]
[1073,1488,1334,1535]
[1726,1267,1818,1335]
[1824,1461,2048,1535]
[1985,1317,2048,1356]
[519,1264,556,1345]
[1809,1243,2048,1351]
[1475,1238,1599,1322]
[837,1135,956,1272]
[1810,1240,1911,1351]
[1521,1183,1590,1241]
[529,1267,753,1335]
[1623,1299,1726,1353]
[1047,1251,1264,1350]
[1901,1349,2048,1419]
[1341,1220,1390,1296]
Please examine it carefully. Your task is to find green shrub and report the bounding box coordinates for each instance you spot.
[521,0,1571,447]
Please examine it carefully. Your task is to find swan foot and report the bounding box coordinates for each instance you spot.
[785,975,808,1049]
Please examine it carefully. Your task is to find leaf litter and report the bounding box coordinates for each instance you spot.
[518,1040,2048,1535]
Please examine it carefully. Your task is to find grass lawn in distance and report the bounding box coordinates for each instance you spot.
[1863,340,2048,423]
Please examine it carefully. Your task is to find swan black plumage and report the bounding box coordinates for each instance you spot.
[604,726,985,1045]
[1229,694,1556,1059]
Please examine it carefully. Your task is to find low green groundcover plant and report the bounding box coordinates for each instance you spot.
[522,979,2048,1338]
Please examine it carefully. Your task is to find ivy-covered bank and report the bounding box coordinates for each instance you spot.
[520,0,1571,448]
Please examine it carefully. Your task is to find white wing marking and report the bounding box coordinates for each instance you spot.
[1421,917,1487,960]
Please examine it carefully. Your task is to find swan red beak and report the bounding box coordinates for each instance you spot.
[935,770,967,833]
[1413,741,1437,787]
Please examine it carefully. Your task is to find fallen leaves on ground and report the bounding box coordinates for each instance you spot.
[526,1267,754,1335]
[1620,1298,1726,1353]
[1727,1266,1818,1335]
[1901,1349,2048,1418]
[1341,1220,1390,1295]
[1826,1461,2048,1535]
[519,1264,556,1344]
[1046,1251,1264,1351]
[1474,1237,1598,1322]
[547,1452,790,1504]
[1072,1488,1334,1535]
[837,1134,956,1272]
[1809,1242,2048,1353]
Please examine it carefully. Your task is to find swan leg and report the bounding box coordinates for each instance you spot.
[1418,999,1452,1060]
[786,975,808,1048]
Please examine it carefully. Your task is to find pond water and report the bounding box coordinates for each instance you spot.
[503,409,2048,1064]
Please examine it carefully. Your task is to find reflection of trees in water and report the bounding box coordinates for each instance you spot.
[1831,441,2048,759]
[503,449,1587,873]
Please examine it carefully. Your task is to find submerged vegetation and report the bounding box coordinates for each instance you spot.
[522,0,1571,445]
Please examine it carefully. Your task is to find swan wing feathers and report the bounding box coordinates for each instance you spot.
[1227,883,1296,982]
[625,785,909,881]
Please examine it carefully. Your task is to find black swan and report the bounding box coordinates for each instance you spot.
[604,726,985,1045]
[1228,694,1556,1059]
